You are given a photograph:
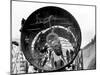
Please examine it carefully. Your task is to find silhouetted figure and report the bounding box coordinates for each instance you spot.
[70,49,74,59]
[66,50,70,63]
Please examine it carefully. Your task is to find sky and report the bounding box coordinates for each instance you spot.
[12,1,95,48]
